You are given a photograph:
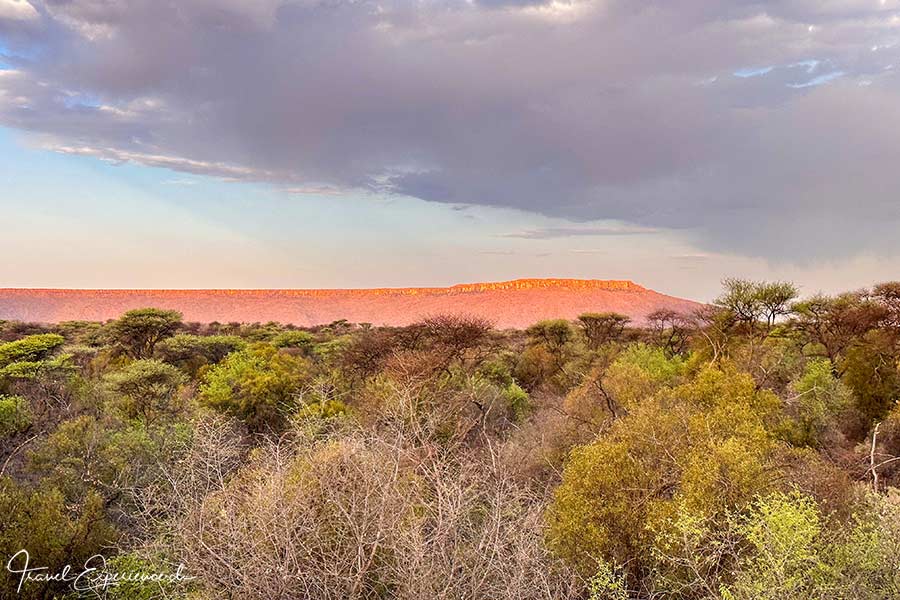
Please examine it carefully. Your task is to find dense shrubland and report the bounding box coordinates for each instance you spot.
[1,280,900,598]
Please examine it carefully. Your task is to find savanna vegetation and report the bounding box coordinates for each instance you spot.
[2,280,900,599]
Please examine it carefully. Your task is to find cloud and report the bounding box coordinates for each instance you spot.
[283,186,346,196]
[160,178,199,186]
[0,0,37,21]
[499,225,660,239]
[1,0,900,261]
[671,253,712,262]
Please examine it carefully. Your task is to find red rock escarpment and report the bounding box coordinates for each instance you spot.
[0,279,702,328]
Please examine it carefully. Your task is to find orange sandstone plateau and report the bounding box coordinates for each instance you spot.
[0,279,702,329]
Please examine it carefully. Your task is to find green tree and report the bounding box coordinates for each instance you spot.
[723,491,900,600]
[717,279,798,331]
[0,334,65,366]
[523,320,575,385]
[549,365,782,579]
[577,313,630,350]
[104,359,188,423]
[155,333,245,374]
[527,319,574,353]
[108,308,182,359]
[271,330,315,352]
[842,331,900,425]
[604,343,684,411]
[726,492,827,599]
[0,334,73,401]
[784,359,852,447]
[200,343,309,431]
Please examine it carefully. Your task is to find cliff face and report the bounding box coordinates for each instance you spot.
[0,279,701,328]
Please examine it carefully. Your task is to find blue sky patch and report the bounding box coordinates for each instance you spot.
[788,71,845,88]
[733,66,775,78]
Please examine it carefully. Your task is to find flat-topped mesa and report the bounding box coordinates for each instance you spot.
[0,278,696,328]
[446,279,644,294]
[0,279,646,298]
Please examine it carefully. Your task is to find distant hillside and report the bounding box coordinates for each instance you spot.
[0,279,702,328]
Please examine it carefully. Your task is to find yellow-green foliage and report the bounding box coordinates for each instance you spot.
[0,394,31,436]
[29,415,190,504]
[155,333,245,373]
[587,560,629,600]
[200,343,310,431]
[727,492,826,599]
[0,334,65,366]
[0,478,117,599]
[784,359,852,447]
[104,359,188,423]
[312,336,352,363]
[271,330,315,351]
[724,490,900,600]
[605,343,684,410]
[548,365,783,576]
[842,331,900,423]
[504,382,530,420]
[296,398,348,420]
[563,344,684,428]
[0,334,70,387]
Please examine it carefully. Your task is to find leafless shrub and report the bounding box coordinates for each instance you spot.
[130,412,248,548]
[146,425,580,600]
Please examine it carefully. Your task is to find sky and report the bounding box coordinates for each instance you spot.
[1,0,899,302]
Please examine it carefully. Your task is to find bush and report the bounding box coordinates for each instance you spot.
[173,431,580,600]
[104,359,188,423]
[0,478,117,599]
[0,334,65,366]
[155,333,245,372]
[783,359,852,446]
[0,395,31,437]
[605,343,684,410]
[504,382,530,420]
[200,344,310,432]
[548,366,783,578]
[271,330,315,351]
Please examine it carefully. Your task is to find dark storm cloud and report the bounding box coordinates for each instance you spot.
[1,0,900,260]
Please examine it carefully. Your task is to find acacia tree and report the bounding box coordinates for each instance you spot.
[526,320,573,355]
[790,293,888,366]
[108,308,183,359]
[716,279,798,332]
[522,320,576,384]
[421,315,493,370]
[577,313,630,350]
[104,359,188,424]
[757,281,799,330]
[872,281,900,329]
[645,309,692,356]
